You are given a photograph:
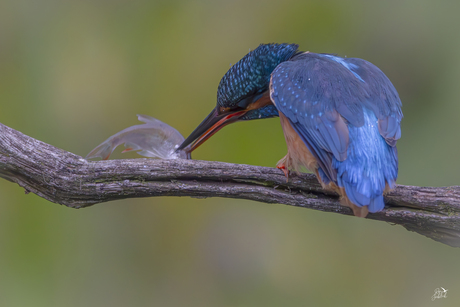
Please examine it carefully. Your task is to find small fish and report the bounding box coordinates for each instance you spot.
[86,114,188,160]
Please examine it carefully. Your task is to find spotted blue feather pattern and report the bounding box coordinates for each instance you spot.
[240,105,279,120]
[217,44,299,108]
[270,52,402,212]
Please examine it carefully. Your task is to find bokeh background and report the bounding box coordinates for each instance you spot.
[1,0,459,306]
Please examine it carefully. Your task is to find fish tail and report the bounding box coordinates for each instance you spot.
[85,140,115,160]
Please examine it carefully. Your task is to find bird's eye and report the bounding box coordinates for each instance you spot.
[218,106,246,115]
[219,107,231,114]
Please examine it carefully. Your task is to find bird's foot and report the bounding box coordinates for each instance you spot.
[277,164,290,182]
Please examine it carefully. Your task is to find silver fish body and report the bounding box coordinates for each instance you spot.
[86,114,187,160]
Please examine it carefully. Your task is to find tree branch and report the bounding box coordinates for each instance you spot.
[1,122,459,247]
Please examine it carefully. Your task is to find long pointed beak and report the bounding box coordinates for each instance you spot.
[177,107,247,153]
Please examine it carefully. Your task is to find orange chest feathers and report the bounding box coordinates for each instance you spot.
[277,112,318,174]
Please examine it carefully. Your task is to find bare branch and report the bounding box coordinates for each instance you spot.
[1,122,459,247]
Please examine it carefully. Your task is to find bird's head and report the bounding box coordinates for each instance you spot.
[178,43,299,153]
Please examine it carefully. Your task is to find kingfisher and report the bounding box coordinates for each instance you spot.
[177,43,402,217]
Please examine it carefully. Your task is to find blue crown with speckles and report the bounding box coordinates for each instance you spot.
[217,43,299,107]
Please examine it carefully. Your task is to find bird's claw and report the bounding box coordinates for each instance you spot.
[277,164,290,182]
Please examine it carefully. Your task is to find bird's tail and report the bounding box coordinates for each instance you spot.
[333,110,398,216]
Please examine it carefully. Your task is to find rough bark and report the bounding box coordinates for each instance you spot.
[0,122,459,247]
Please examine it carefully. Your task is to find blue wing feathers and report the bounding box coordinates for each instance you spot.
[345,57,403,147]
[271,52,402,212]
[292,122,337,181]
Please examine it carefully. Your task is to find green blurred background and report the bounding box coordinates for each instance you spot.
[1,0,459,306]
